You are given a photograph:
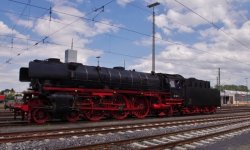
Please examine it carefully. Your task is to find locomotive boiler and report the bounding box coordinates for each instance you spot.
[15,58,220,124]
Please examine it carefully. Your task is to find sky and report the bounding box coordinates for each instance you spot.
[1,0,250,92]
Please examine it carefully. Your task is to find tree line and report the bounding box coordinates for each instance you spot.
[0,89,15,100]
[216,85,248,92]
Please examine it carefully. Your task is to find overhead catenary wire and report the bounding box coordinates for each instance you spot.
[0,32,240,84]
[8,0,249,51]
[0,8,70,27]
[0,0,30,48]
[4,0,250,83]
[10,0,31,32]
[7,0,250,68]
[0,33,148,60]
[125,1,250,66]
[8,0,151,36]
[2,0,32,64]
[0,8,195,45]
[2,0,115,64]
[0,35,244,83]
[0,38,202,74]
[1,10,51,64]
[0,32,210,70]
[0,36,246,84]
[124,1,250,67]
[174,0,250,51]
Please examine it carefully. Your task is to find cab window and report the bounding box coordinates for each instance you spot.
[169,80,175,88]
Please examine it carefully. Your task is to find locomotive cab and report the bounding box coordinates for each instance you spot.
[162,74,184,98]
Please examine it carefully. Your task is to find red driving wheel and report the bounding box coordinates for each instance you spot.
[83,98,105,121]
[32,108,49,124]
[132,97,150,119]
[111,95,129,120]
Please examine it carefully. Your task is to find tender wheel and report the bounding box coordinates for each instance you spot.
[209,106,216,114]
[32,108,49,124]
[204,107,209,114]
[66,110,80,122]
[111,95,129,120]
[132,97,150,119]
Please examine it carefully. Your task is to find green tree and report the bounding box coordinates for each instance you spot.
[0,88,16,100]
[218,85,248,92]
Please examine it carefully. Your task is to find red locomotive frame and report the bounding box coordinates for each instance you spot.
[12,86,216,124]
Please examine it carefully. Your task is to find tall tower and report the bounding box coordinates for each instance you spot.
[65,39,77,63]
[148,2,160,74]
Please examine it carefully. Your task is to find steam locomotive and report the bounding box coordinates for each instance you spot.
[14,58,220,124]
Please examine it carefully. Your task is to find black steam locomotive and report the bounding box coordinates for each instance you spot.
[15,58,220,124]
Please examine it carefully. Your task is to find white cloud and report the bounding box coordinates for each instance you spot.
[31,2,119,63]
[131,0,250,87]
[151,0,246,34]
[0,21,26,37]
[0,1,120,91]
[17,19,33,28]
[8,14,34,28]
[199,20,250,51]
[135,32,169,46]
[1,0,250,91]
[0,21,31,59]
[117,0,134,6]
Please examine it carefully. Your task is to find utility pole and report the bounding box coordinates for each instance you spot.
[218,68,221,91]
[124,59,126,69]
[148,2,160,74]
[246,78,248,101]
[71,38,74,50]
[216,76,218,87]
[96,56,100,67]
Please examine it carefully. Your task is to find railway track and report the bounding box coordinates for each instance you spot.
[0,112,13,117]
[0,121,28,128]
[0,109,15,122]
[217,107,250,113]
[1,113,250,149]
[140,125,250,150]
[63,117,250,150]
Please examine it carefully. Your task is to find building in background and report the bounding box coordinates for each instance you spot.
[65,49,77,63]
[221,90,250,105]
